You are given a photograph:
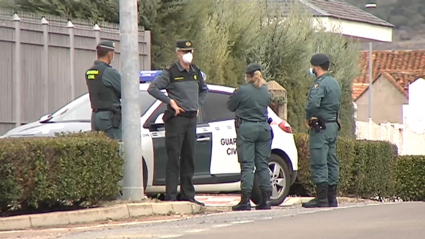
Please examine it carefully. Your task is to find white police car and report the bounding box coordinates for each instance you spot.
[1,71,298,206]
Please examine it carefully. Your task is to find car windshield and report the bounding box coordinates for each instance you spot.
[47,90,156,122]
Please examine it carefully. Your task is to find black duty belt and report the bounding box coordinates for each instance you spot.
[92,108,110,112]
[178,111,197,118]
[321,119,338,123]
[241,118,267,123]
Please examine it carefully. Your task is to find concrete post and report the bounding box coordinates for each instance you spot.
[41,17,49,114]
[94,23,101,45]
[13,13,22,127]
[119,0,145,200]
[67,20,76,100]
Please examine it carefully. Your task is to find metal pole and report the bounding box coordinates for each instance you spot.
[94,23,101,45]
[42,17,49,114]
[368,42,373,139]
[119,0,145,200]
[67,20,75,100]
[13,13,21,127]
[365,2,377,140]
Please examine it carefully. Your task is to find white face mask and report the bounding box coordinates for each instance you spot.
[182,52,193,64]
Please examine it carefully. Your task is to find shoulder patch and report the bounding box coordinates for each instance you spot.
[314,84,319,88]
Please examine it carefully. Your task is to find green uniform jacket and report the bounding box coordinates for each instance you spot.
[100,62,122,102]
[227,82,271,122]
[305,73,341,122]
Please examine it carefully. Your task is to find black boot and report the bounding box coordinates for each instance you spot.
[255,190,272,210]
[232,190,251,211]
[328,185,338,207]
[302,183,329,208]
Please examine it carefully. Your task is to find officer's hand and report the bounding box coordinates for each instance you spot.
[304,120,310,128]
[170,99,185,116]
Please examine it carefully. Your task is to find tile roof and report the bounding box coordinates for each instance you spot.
[352,83,368,100]
[353,70,425,100]
[303,0,393,27]
[267,0,393,27]
[355,50,425,85]
[352,50,425,100]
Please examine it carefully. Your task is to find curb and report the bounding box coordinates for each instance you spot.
[279,197,372,207]
[0,202,203,231]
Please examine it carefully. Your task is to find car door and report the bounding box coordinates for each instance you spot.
[144,103,213,186]
[202,91,240,182]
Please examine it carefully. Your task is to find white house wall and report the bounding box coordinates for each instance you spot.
[312,17,393,42]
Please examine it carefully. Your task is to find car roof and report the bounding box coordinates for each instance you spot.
[139,83,235,94]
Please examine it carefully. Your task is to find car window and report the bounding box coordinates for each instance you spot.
[48,90,156,122]
[203,92,234,123]
[49,93,91,121]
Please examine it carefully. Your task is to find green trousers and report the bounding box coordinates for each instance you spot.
[91,111,122,140]
[309,122,339,185]
[236,121,272,191]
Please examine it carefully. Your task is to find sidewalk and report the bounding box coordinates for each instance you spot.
[0,196,369,231]
[0,201,202,231]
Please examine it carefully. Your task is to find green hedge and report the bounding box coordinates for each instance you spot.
[291,133,398,199]
[0,132,124,214]
[396,156,425,201]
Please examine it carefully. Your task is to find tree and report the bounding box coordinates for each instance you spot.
[1,0,360,136]
[183,0,359,136]
[184,0,261,87]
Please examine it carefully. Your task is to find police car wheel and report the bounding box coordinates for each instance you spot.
[251,154,291,206]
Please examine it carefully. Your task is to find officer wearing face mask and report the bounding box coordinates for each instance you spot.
[227,63,272,211]
[148,40,208,206]
[302,53,341,208]
[85,41,122,140]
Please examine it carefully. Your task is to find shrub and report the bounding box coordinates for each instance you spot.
[396,156,425,201]
[0,132,124,214]
[349,140,397,199]
[291,133,397,199]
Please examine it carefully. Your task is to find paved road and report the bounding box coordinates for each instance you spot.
[1,202,424,239]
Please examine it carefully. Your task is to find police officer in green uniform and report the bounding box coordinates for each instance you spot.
[147,40,208,206]
[85,41,122,140]
[227,63,272,211]
[302,53,342,208]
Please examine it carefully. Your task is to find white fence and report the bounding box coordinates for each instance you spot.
[355,121,425,155]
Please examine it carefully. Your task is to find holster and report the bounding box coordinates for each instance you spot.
[110,105,122,128]
[309,118,326,132]
[162,106,175,123]
[234,117,242,130]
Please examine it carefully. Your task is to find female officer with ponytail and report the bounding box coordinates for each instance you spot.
[227,63,272,211]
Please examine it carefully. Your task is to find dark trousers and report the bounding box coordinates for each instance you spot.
[164,114,197,200]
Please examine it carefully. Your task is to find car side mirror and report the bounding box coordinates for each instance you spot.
[39,114,51,123]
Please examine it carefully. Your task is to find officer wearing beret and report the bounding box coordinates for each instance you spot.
[302,53,341,208]
[227,63,272,211]
[148,40,208,206]
[85,41,122,140]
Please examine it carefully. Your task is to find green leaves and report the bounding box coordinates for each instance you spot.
[0,132,124,214]
[292,134,399,199]
[396,156,425,201]
[4,0,360,136]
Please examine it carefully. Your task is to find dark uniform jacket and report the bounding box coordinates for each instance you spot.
[85,60,122,110]
[147,62,208,112]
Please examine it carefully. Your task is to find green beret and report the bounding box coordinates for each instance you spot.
[97,41,116,51]
[310,53,330,66]
[176,40,194,50]
[246,63,262,74]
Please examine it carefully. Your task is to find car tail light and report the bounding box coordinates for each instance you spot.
[278,120,293,134]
